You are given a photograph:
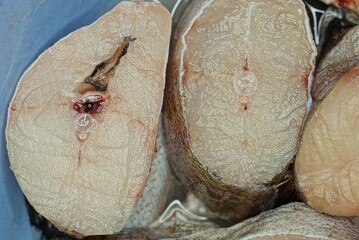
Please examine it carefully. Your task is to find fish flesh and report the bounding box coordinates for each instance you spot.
[295,25,359,217]
[164,0,316,221]
[125,117,178,228]
[296,63,359,216]
[6,1,171,237]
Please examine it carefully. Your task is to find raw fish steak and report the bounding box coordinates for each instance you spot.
[6,1,171,237]
[164,0,316,221]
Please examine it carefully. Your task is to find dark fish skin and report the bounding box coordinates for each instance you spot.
[52,203,359,240]
[312,25,359,107]
[26,198,68,240]
[170,203,359,240]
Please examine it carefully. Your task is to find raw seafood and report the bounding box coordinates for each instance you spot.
[125,117,176,228]
[6,1,171,237]
[313,25,359,104]
[53,203,359,239]
[174,202,359,240]
[320,0,359,15]
[295,64,359,216]
[295,25,359,216]
[164,0,316,221]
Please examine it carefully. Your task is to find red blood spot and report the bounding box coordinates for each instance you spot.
[243,58,249,71]
[73,100,105,115]
[241,103,248,111]
[336,0,349,7]
[135,191,143,202]
[240,96,249,111]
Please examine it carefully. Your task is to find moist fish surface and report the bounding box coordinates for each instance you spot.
[125,117,177,228]
[320,0,359,15]
[172,202,359,240]
[6,1,171,237]
[164,0,316,221]
[53,203,359,240]
[295,25,359,217]
[296,64,359,217]
[312,25,359,105]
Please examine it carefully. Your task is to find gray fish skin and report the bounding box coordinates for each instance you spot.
[170,203,359,240]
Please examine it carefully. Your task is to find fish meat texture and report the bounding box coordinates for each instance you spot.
[295,25,359,217]
[296,63,359,217]
[125,116,178,228]
[164,0,316,221]
[6,1,171,237]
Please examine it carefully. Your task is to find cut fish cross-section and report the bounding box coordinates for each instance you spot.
[6,1,171,237]
[164,0,317,221]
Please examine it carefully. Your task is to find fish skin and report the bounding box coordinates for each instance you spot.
[52,204,359,239]
[312,25,359,106]
[170,202,359,240]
